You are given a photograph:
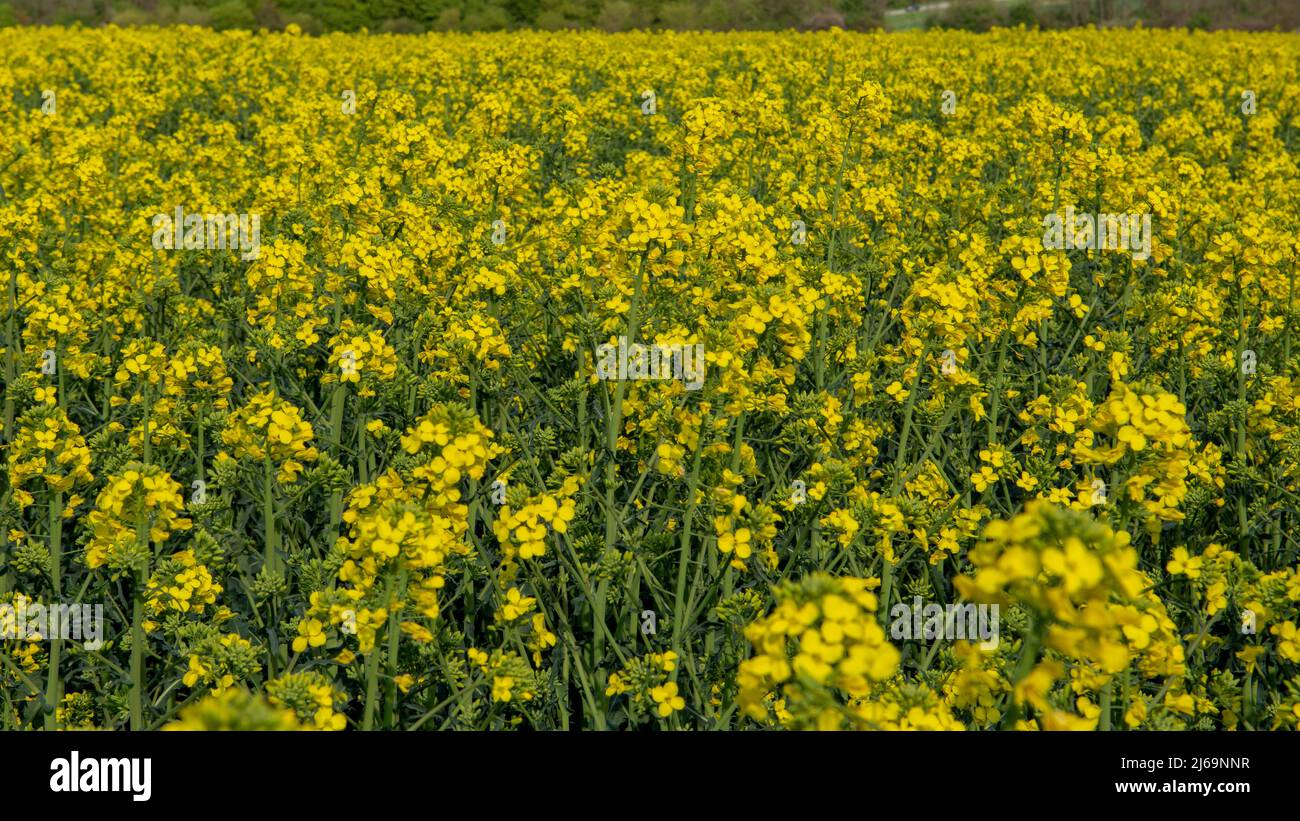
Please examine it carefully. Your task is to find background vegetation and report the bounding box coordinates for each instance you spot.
[0,0,1296,33]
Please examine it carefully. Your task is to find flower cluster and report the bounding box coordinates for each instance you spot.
[738,575,900,730]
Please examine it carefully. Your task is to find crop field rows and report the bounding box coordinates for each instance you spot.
[0,26,1298,731]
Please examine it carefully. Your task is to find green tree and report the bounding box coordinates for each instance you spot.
[505,0,541,24]
[208,0,257,29]
[595,0,649,29]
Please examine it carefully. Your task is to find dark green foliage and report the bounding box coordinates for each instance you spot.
[4,0,1295,30]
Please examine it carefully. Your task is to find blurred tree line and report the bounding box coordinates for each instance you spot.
[924,0,1300,31]
[0,0,1294,31]
[0,0,886,31]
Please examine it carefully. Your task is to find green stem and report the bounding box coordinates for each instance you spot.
[263,457,278,573]
[1000,616,1042,729]
[383,569,404,726]
[1099,680,1112,731]
[43,490,63,730]
[597,251,647,668]
[328,383,347,536]
[672,415,708,652]
[363,649,380,731]
[129,512,149,731]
